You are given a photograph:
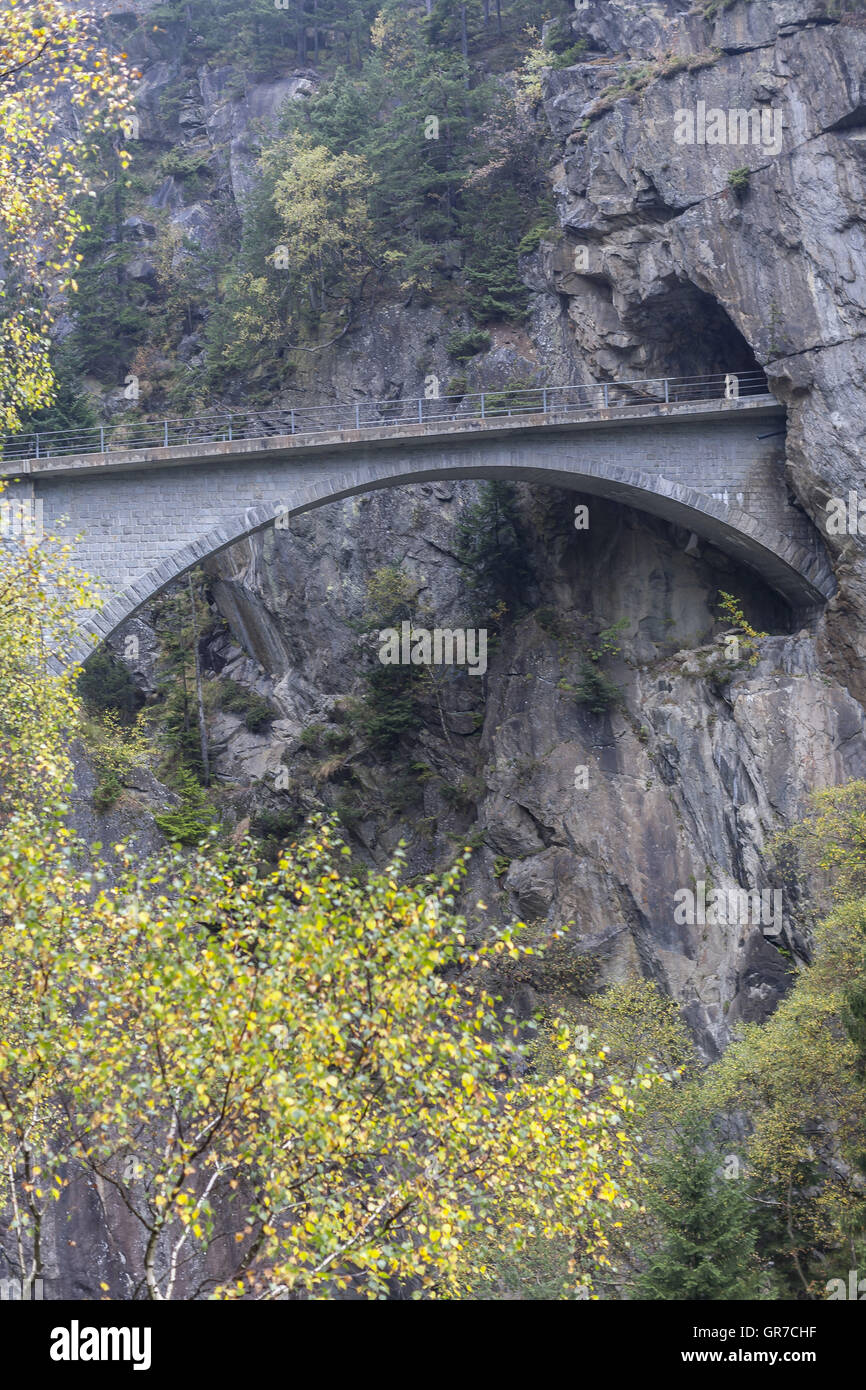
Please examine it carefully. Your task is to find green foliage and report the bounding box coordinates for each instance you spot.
[84,711,152,813]
[770,779,866,917]
[217,679,275,733]
[0,571,661,1306]
[0,486,98,828]
[0,2,132,429]
[446,328,491,361]
[581,979,695,1083]
[574,661,621,714]
[703,781,866,1295]
[634,1112,762,1300]
[701,0,747,16]
[460,184,532,323]
[551,41,588,68]
[12,344,99,437]
[516,220,558,256]
[355,661,419,748]
[153,766,218,845]
[556,615,626,716]
[717,590,766,664]
[204,5,551,383]
[250,806,302,862]
[362,564,420,627]
[149,573,214,779]
[587,617,629,662]
[454,481,531,622]
[208,129,379,386]
[544,19,588,68]
[354,565,423,748]
[69,170,151,384]
[843,973,866,1082]
[77,646,143,722]
[143,0,381,74]
[728,166,751,196]
[157,147,214,197]
[300,722,326,750]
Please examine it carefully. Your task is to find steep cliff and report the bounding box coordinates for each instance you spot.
[72,0,866,1066]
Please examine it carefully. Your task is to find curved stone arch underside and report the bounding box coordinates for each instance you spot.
[77,455,835,664]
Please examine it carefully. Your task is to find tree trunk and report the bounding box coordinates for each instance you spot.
[188,574,210,787]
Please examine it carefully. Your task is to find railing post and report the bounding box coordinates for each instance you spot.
[481,393,485,420]
[35,434,39,459]
[290,409,295,435]
[418,398,423,424]
[542,388,548,413]
[164,420,169,447]
[227,416,233,441]
[664,378,669,404]
[100,425,105,452]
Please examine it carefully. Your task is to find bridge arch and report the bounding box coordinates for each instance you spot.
[74,445,834,665]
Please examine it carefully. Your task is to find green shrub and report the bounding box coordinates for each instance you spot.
[250,807,301,861]
[574,661,621,714]
[455,480,531,623]
[300,722,326,750]
[461,185,532,324]
[446,329,492,362]
[355,662,419,748]
[154,767,218,846]
[728,166,751,196]
[158,148,213,183]
[218,679,275,733]
[85,711,152,812]
[516,223,558,256]
[322,725,351,750]
[481,383,544,414]
[587,617,629,662]
[551,41,588,68]
[77,647,143,722]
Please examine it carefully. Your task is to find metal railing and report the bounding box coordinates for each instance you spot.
[0,371,773,464]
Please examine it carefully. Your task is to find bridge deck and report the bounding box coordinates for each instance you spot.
[1,395,783,480]
[3,377,837,659]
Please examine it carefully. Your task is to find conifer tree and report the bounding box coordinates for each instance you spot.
[455,481,531,621]
[634,1114,761,1301]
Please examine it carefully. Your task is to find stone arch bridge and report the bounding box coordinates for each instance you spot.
[0,374,834,665]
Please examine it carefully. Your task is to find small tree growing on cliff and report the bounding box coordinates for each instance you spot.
[634,1112,761,1301]
[455,481,531,623]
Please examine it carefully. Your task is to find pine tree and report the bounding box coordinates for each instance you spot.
[634,1114,762,1300]
[13,344,99,438]
[454,481,531,622]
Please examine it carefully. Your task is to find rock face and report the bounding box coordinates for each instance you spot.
[41,0,866,1300]
[99,2,866,1052]
[538,1,866,705]
[163,485,862,1062]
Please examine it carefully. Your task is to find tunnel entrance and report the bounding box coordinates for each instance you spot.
[626,284,764,382]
